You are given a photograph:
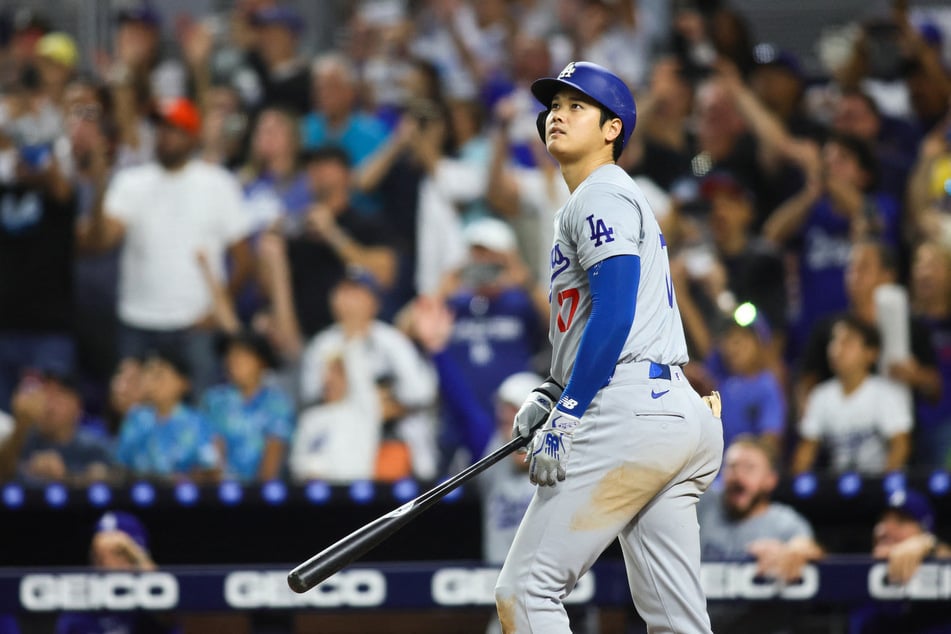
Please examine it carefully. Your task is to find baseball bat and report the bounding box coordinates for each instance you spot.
[287,434,530,593]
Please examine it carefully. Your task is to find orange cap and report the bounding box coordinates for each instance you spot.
[156,98,201,136]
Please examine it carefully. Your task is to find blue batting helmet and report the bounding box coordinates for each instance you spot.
[531,61,637,149]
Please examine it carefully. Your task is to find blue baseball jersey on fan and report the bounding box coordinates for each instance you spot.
[793,194,899,347]
[715,371,786,449]
[201,383,294,481]
[115,404,219,476]
[444,288,543,415]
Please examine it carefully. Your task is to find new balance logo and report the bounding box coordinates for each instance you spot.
[558,396,579,410]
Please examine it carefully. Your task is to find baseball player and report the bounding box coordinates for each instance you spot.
[495,61,724,633]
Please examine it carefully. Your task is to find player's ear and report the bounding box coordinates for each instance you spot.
[603,117,622,144]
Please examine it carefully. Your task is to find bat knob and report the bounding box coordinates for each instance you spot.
[287,570,309,594]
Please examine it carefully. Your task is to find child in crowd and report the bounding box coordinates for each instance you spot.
[709,304,786,455]
[114,348,220,482]
[202,331,294,482]
[792,315,912,474]
[289,341,384,483]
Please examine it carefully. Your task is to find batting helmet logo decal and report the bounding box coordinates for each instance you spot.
[558,62,577,79]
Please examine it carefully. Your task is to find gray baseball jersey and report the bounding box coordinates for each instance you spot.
[548,164,687,388]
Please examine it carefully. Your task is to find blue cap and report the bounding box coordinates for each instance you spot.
[115,5,161,28]
[886,489,935,532]
[250,6,304,34]
[917,21,944,49]
[753,43,805,82]
[95,511,150,551]
[340,266,382,300]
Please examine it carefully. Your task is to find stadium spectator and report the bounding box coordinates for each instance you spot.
[409,0,510,101]
[289,336,383,483]
[355,97,468,304]
[197,83,247,169]
[76,96,254,396]
[114,348,220,482]
[301,53,389,167]
[706,307,786,455]
[674,170,787,361]
[284,146,397,337]
[55,510,182,634]
[202,331,293,482]
[240,106,310,234]
[765,134,901,355]
[105,355,145,436]
[849,489,951,634]
[33,32,78,123]
[625,56,695,192]
[63,77,124,411]
[906,108,951,246]
[791,314,912,475]
[908,240,951,468]
[699,435,823,632]
[831,88,919,205]
[246,5,310,115]
[430,217,547,463]
[0,93,79,412]
[749,44,821,141]
[794,240,940,424]
[485,92,570,287]
[0,370,113,486]
[299,267,438,480]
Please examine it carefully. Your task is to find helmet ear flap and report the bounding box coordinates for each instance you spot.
[535,109,549,144]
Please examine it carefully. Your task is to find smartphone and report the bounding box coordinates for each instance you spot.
[863,20,903,80]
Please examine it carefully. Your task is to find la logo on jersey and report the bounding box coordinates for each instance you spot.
[558,62,577,79]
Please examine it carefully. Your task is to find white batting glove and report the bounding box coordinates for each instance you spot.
[528,410,580,486]
[511,379,563,451]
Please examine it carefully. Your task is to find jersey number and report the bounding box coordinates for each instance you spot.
[586,215,615,246]
[557,288,579,332]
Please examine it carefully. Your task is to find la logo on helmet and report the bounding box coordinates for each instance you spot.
[558,63,577,79]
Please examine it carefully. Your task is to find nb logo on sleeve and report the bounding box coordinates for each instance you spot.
[558,396,579,410]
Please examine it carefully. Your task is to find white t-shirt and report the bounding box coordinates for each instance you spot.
[105,160,252,329]
[800,375,913,474]
[299,321,439,479]
[289,340,382,483]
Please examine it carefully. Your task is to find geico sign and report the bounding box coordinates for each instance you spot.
[225,570,385,608]
[701,563,819,600]
[869,563,951,600]
[20,573,178,611]
[431,568,595,606]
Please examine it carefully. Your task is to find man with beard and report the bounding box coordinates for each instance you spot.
[77,98,253,397]
[697,434,823,633]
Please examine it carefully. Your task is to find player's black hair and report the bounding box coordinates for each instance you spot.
[832,313,882,351]
[597,107,624,162]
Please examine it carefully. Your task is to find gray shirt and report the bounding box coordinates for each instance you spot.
[698,489,814,560]
[548,165,687,388]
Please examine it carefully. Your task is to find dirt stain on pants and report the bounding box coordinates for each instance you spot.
[570,463,671,531]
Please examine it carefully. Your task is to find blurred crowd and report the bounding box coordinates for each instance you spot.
[0,0,950,495]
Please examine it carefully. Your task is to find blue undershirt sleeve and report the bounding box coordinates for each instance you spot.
[556,254,640,416]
